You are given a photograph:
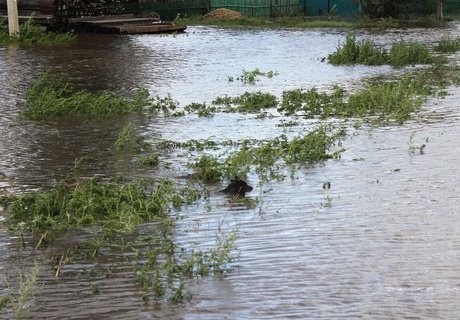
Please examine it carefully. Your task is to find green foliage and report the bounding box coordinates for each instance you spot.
[189,126,343,182]
[328,34,387,65]
[279,86,345,117]
[346,75,433,124]
[138,153,160,167]
[434,36,460,53]
[11,264,39,320]
[184,102,216,117]
[0,177,183,237]
[328,33,438,67]
[134,228,237,303]
[279,73,436,124]
[189,155,223,182]
[0,295,10,310]
[144,94,179,115]
[21,72,151,120]
[0,18,75,45]
[388,40,435,67]
[213,91,278,113]
[235,68,278,84]
[115,123,151,153]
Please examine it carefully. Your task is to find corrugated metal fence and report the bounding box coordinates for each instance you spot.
[123,0,460,20]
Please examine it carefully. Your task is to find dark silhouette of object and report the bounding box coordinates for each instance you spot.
[220,177,253,196]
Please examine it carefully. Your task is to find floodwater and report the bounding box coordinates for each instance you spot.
[1,24,460,319]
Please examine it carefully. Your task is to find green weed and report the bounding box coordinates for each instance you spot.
[184,102,217,117]
[21,71,151,120]
[188,126,343,182]
[138,153,160,167]
[388,40,436,67]
[10,264,39,320]
[213,91,278,113]
[144,94,179,115]
[328,33,439,67]
[0,177,183,241]
[235,68,278,84]
[115,123,151,153]
[279,73,436,124]
[434,35,460,53]
[328,34,387,65]
[0,18,75,45]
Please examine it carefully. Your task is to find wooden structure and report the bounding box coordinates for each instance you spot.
[67,14,186,34]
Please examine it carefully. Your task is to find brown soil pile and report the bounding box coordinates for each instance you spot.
[204,8,242,20]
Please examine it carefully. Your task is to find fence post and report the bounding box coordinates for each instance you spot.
[437,0,443,20]
[6,0,20,37]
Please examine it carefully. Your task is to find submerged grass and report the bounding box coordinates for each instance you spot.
[328,33,440,67]
[115,123,151,153]
[434,35,460,53]
[189,126,344,181]
[0,177,189,242]
[21,71,152,120]
[176,15,354,29]
[213,91,278,113]
[0,18,74,45]
[279,72,439,124]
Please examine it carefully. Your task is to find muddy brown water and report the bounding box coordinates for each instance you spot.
[1,24,460,319]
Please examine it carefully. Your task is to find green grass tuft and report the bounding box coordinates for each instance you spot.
[328,33,439,67]
[0,18,75,45]
[20,71,152,120]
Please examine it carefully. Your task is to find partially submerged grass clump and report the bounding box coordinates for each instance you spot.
[327,34,387,65]
[230,68,278,84]
[328,33,439,67]
[0,177,192,244]
[388,40,436,67]
[0,18,75,45]
[213,91,278,113]
[189,126,344,181]
[279,73,438,124]
[434,35,460,53]
[21,71,152,120]
[115,123,151,153]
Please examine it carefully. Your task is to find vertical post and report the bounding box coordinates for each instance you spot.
[6,0,20,37]
[437,0,443,20]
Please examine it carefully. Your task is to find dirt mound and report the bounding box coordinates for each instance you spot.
[204,8,242,20]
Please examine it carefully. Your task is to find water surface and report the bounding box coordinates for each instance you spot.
[0,24,459,319]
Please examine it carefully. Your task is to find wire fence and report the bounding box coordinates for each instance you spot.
[122,0,460,19]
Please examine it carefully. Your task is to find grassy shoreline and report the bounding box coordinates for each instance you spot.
[176,15,447,29]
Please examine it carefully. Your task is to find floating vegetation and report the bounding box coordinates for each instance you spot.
[21,72,152,120]
[115,123,151,153]
[388,40,436,67]
[233,68,279,84]
[434,35,460,53]
[134,228,237,303]
[0,174,238,304]
[327,34,387,65]
[279,73,438,124]
[213,91,278,113]
[138,153,160,167]
[0,264,40,319]
[1,177,182,241]
[189,126,344,181]
[144,94,180,115]
[184,102,217,117]
[328,33,439,67]
[0,18,75,45]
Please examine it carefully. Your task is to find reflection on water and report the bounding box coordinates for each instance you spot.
[1,25,460,319]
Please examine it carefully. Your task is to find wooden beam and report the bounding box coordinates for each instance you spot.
[6,0,20,37]
[437,0,443,20]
